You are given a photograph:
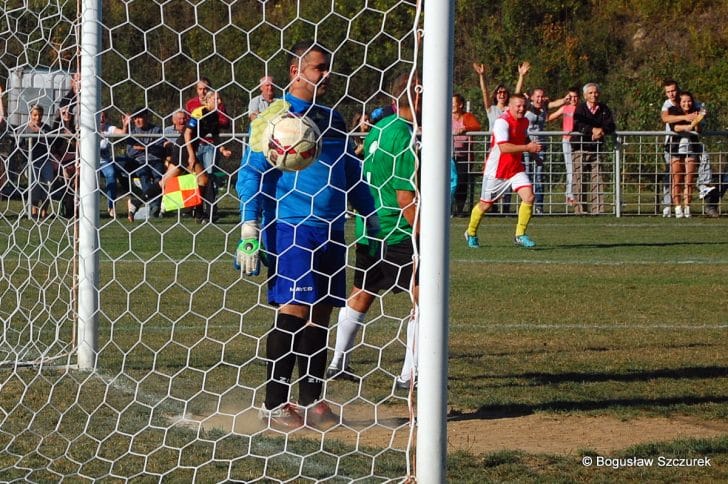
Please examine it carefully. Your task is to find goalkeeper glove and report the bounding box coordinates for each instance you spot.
[235,221,261,276]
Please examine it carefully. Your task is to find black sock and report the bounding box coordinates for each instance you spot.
[296,322,329,406]
[265,313,306,409]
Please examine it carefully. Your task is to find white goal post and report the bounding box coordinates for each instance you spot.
[417,1,453,481]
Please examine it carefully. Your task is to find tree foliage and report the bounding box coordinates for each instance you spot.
[455,0,728,131]
[1,0,726,132]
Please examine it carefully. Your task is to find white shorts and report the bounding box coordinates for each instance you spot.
[479,171,531,203]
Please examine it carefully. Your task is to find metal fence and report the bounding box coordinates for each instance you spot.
[454,131,728,217]
[2,130,727,220]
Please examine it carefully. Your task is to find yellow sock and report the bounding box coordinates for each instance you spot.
[467,204,486,236]
[515,202,533,237]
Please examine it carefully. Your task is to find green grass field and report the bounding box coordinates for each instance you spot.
[1,208,727,482]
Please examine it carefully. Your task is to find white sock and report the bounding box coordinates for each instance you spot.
[399,310,418,380]
[330,305,366,369]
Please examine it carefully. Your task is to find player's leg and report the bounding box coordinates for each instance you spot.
[465,200,489,248]
[297,303,334,406]
[328,285,375,380]
[296,229,348,428]
[466,176,501,247]
[377,240,419,388]
[514,173,536,248]
[258,224,308,428]
[328,241,381,378]
[297,302,341,429]
[266,306,308,405]
[197,143,218,221]
[267,225,324,408]
[397,307,419,389]
[398,270,419,389]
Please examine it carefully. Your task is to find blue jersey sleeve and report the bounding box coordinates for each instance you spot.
[236,146,271,222]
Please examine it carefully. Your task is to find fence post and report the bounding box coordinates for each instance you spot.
[26,138,33,220]
[76,0,101,370]
[614,135,622,217]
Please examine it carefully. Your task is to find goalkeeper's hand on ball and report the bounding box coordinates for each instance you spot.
[235,221,261,276]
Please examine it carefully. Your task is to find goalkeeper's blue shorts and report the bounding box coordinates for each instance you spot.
[263,222,346,307]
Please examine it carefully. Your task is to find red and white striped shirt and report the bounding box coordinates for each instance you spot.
[484,110,528,179]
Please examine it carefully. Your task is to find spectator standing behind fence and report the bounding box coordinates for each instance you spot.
[451,93,481,217]
[667,91,704,218]
[236,40,376,431]
[472,62,528,129]
[659,80,711,217]
[548,87,580,211]
[125,108,168,222]
[248,76,277,121]
[465,94,541,249]
[59,72,80,122]
[185,78,230,222]
[524,88,565,215]
[571,83,616,215]
[20,105,54,219]
[51,105,78,218]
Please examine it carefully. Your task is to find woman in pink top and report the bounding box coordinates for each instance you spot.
[452,93,482,216]
[549,87,580,211]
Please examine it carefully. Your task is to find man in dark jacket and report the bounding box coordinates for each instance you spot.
[571,83,616,215]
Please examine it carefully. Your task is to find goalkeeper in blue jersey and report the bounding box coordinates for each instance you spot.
[235,40,377,431]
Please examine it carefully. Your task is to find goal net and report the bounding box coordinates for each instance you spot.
[0,1,449,481]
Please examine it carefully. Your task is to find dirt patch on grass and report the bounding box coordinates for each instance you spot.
[183,403,728,455]
[445,413,728,455]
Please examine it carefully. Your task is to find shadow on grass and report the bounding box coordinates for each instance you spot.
[451,365,728,386]
[447,394,728,422]
[450,342,717,361]
[545,241,727,250]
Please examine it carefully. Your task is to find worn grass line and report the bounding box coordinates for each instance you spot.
[452,257,728,265]
[451,323,728,330]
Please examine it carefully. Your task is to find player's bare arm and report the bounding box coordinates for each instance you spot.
[397,189,418,235]
[499,141,541,154]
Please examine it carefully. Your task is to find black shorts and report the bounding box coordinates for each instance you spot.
[353,239,417,294]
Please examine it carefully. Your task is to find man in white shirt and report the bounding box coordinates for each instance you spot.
[248,76,276,121]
